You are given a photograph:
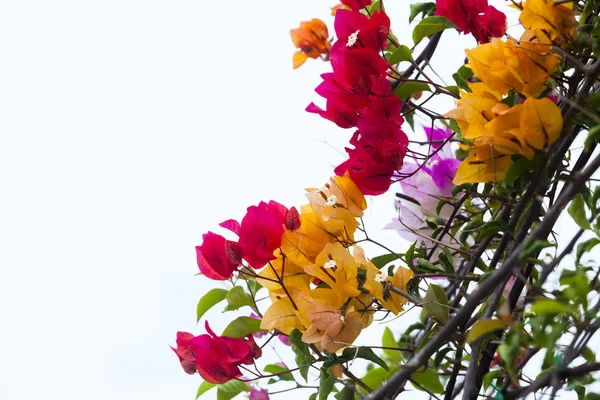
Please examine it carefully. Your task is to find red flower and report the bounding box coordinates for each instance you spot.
[435,0,506,43]
[196,232,242,280]
[172,322,262,384]
[237,201,288,269]
[472,5,507,44]
[340,0,372,10]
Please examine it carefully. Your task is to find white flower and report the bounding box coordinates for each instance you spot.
[347,30,360,47]
[374,272,387,283]
[324,259,337,269]
[326,194,338,206]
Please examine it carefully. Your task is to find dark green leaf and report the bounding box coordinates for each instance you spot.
[224,286,256,312]
[360,368,392,394]
[395,81,431,99]
[483,370,504,390]
[388,45,412,65]
[409,2,437,23]
[334,387,355,400]
[341,347,389,371]
[319,368,336,400]
[460,219,485,245]
[479,220,509,239]
[503,155,539,187]
[221,316,262,338]
[196,381,216,399]
[424,284,449,323]
[452,65,473,91]
[405,241,417,270]
[416,258,442,273]
[582,346,596,364]
[453,183,471,197]
[197,288,228,322]
[438,249,455,274]
[371,253,403,269]
[576,238,600,262]
[519,239,554,262]
[569,194,592,230]
[289,329,315,382]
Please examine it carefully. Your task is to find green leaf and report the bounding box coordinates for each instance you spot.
[576,238,600,262]
[503,155,539,187]
[416,258,442,273]
[289,329,315,382]
[319,368,336,400]
[197,288,228,322]
[263,364,294,381]
[479,220,509,240]
[395,81,431,99]
[411,367,444,394]
[581,124,598,151]
[530,299,573,315]
[424,284,449,323]
[366,0,382,13]
[409,2,436,23]
[224,286,255,312]
[466,319,507,343]
[334,387,355,400]
[221,316,262,338]
[341,347,389,371]
[519,239,554,262]
[483,370,504,390]
[452,65,473,92]
[388,45,412,65]
[460,219,485,244]
[445,85,460,97]
[360,368,392,394]
[216,380,250,400]
[438,249,455,274]
[412,16,457,44]
[452,183,471,197]
[582,346,596,364]
[196,381,216,399]
[382,327,402,361]
[569,194,592,230]
[371,253,403,269]
[405,241,417,270]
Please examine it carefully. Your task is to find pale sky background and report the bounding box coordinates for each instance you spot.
[1,1,592,400]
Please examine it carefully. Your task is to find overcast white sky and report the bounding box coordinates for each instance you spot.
[0,1,554,400]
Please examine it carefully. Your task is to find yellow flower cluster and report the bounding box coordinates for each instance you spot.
[257,173,413,352]
[446,0,574,184]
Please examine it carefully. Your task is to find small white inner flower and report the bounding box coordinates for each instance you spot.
[339,315,345,323]
[324,259,337,269]
[347,30,360,47]
[326,194,338,206]
[428,159,439,167]
[374,272,387,283]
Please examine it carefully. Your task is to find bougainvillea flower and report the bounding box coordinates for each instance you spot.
[257,257,312,294]
[330,45,390,92]
[452,146,512,184]
[237,200,288,269]
[304,243,362,300]
[472,5,507,44]
[305,186,359,240]
[293,289,363,352]
[362,263,414,315]
[340,0,372,10]
[435,0,488,33]
[291,19,332,69]
[249,388,270,400]
[260,296,304,335]
[196,232,242,280]
[280,204,333,267]
[520,0,576,44]
[172,322,262,384]
[435,0,506,43]
[171,331,197,375]
[335,130,408,195]
[334,9,390,51]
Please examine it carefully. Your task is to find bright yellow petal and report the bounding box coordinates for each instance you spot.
[520,97,563,149]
